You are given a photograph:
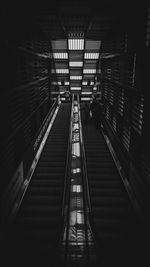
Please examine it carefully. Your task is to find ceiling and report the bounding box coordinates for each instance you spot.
[32,3,121,98]
[2,1,145,99]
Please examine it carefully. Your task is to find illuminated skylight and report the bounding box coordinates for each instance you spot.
[53,53,68,59]
[65,81,70,85]
[83,69,96,74]
[70,87,81,90]
[56,69,69,74]
[82,81,88,85]
[69,61,83,67]
[90,81,94,85]
[81,92,92,95]
[70,76,82,80]
[68,39,84,50]
[81,97,91,101]
[84,53,99,59]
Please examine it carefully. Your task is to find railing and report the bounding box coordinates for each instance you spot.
[60,94,97,265]
[77,95,98,263]
[61,95,74,216]
[78,95,91,213]
[60,94,74,263]
[1,96,61,228]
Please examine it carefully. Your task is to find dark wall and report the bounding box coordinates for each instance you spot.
[0,7,52,198]
[101,6,150,212]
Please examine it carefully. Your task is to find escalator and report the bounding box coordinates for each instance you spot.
[3,103,71,267]
[81,107,148,267]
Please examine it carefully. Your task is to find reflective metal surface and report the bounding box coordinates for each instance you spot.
[62,96,96,265]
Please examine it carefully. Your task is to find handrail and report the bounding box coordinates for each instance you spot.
[61,96,74,216]
[60,94,75,263]
[1,96,60,228]
[32,97,59,152]
[78,96,91,212]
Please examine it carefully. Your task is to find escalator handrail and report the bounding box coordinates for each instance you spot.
[33,97,60,151]
[2,96,60,227]
[78,98,91,212]
[61,96,74,216]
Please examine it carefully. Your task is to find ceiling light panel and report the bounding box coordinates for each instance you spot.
[56,69,69,74]
[82,81,88,85]
[70,76,82,80]
[81,92,92,95]
[69,61,83,67]
[84,53,99,59]
[65,81,70,85]
[53,53,68,59]
[83,69,96,74]
[70,87,81,90]
[90,81,94,85]
[68,39,84,50]
[81,97,91,101]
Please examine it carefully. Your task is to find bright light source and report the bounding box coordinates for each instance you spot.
[90,81,94,85]
[82,81,88,85]
[84,53,99,59]
[69,62,83,67]
[83,69,96,74]
[70,76,82,80]
[81,92,92,95]
[81,97,91,101]
[68,39,84,50]
[56,69,69,74]
[72,185,82,192]
[58,81,61,85]
[70,87,81,91]
[53,53,68,59]
[93,86,97,90]
[65,81,70,85]
[72,142,80,156]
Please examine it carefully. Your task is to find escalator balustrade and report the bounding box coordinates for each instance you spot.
[3,103,71,267]
[81,104,148,267]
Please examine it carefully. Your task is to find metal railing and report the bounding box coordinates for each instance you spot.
[1,96,61,229]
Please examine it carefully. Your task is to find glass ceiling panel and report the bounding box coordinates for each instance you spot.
[53,53,68,59]
[70,82,81,87]
[84,53,99,59]
[83,69,96,74]
[65,81,70,85]
[56,69,69,74]
[69,62,83,67]
[70,69,82,76]
[70,76,82,80]
[70,87,81,90]
[84,62,97,69]
[68,39,84,50]
[82,81,88,85]
[83,74,95,79]
[51,39,67,50]
[85,40,101,50]
[55,62,68,69]
[51,37,101,97]
[69,52,83,61]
